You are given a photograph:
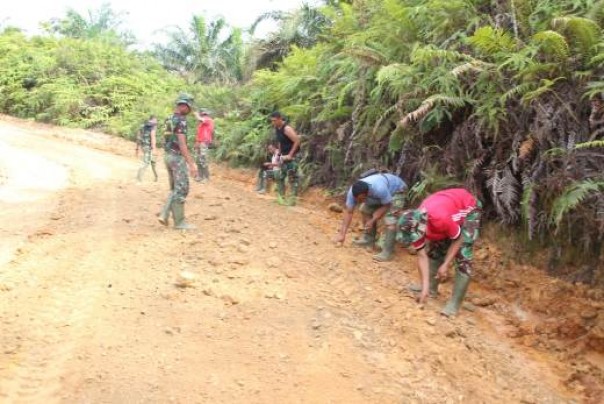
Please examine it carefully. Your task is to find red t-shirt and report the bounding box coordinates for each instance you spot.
[413,188,477,249]
[196,117,214,144]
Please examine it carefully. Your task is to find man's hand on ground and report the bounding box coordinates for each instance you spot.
[333,234,345,245]
[436,265,449,281]
[417,289,429,305]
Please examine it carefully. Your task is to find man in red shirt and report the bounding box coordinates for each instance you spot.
[194,110,215,183]
[397,188,482,317]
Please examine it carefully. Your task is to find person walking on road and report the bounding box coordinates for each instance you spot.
[157,95,198,230]
[334,171,407,262]
[193,109,214,183]
[396,188,482,317]
[135,116,158,182]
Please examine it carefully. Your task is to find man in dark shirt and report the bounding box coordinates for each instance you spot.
[270,111,301,204]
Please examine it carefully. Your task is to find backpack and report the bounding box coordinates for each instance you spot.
[359,168,389,179]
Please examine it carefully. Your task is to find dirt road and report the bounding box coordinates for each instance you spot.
[0,117,596,403]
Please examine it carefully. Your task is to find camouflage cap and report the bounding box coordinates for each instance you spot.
[396,209,427,246]
[175,93,194,107]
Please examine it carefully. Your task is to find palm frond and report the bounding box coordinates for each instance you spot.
[575,140,604,149]
[401,94,470,127]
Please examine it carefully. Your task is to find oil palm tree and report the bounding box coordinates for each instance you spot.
[248,3,332,70]
[44,3,134,46]
[154,16,243,85]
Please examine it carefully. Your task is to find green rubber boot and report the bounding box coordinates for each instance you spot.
[288,174,299,205]
[256,173,266,193]
[172,201,196,230]
[429,260,441,296]
[441,271,471,317]
[195,159,203,182]
[373,229,396,262]
[151,161,158,182]
[136,166,145,182]
[158,195,172,226]
[352,225,377,247]
[408,259,441,297]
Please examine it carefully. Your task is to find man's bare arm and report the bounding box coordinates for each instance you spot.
[150,128,157,153]
[283,126,301,158]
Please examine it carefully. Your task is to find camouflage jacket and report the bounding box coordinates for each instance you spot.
[163,113,188,154]
[138,120,156,148]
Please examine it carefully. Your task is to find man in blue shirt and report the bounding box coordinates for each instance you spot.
[334,172,407,261]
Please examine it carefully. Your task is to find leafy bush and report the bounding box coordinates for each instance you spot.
[0,29,183,139]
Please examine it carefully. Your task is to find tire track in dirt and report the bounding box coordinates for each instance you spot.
[0,123,135,404]
[0,186,121,403]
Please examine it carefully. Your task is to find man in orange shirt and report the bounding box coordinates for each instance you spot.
[194,110,215,183]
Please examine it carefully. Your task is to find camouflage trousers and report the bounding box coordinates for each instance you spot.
[261,168,279,180]
[360,191,406,226]
[164,152,189,203]
[427,205,482,276]
[140,146,156,167]
[276,160,300,197]
[195,144,210,181]
[137,146,157,181]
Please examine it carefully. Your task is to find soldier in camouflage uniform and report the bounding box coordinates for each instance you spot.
[193,110,214,183]
[157,96,198,230]
[136,116,158,182]
[397,188,481,317]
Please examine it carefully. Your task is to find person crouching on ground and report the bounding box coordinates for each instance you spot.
[333,172,407,262]
[396,188,482,317]
[256,144,281,194]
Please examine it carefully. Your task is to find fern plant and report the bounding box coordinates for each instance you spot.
[550,179,604,229]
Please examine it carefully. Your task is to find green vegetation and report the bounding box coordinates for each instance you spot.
[0,17,182,136]
[0,0,603,280]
